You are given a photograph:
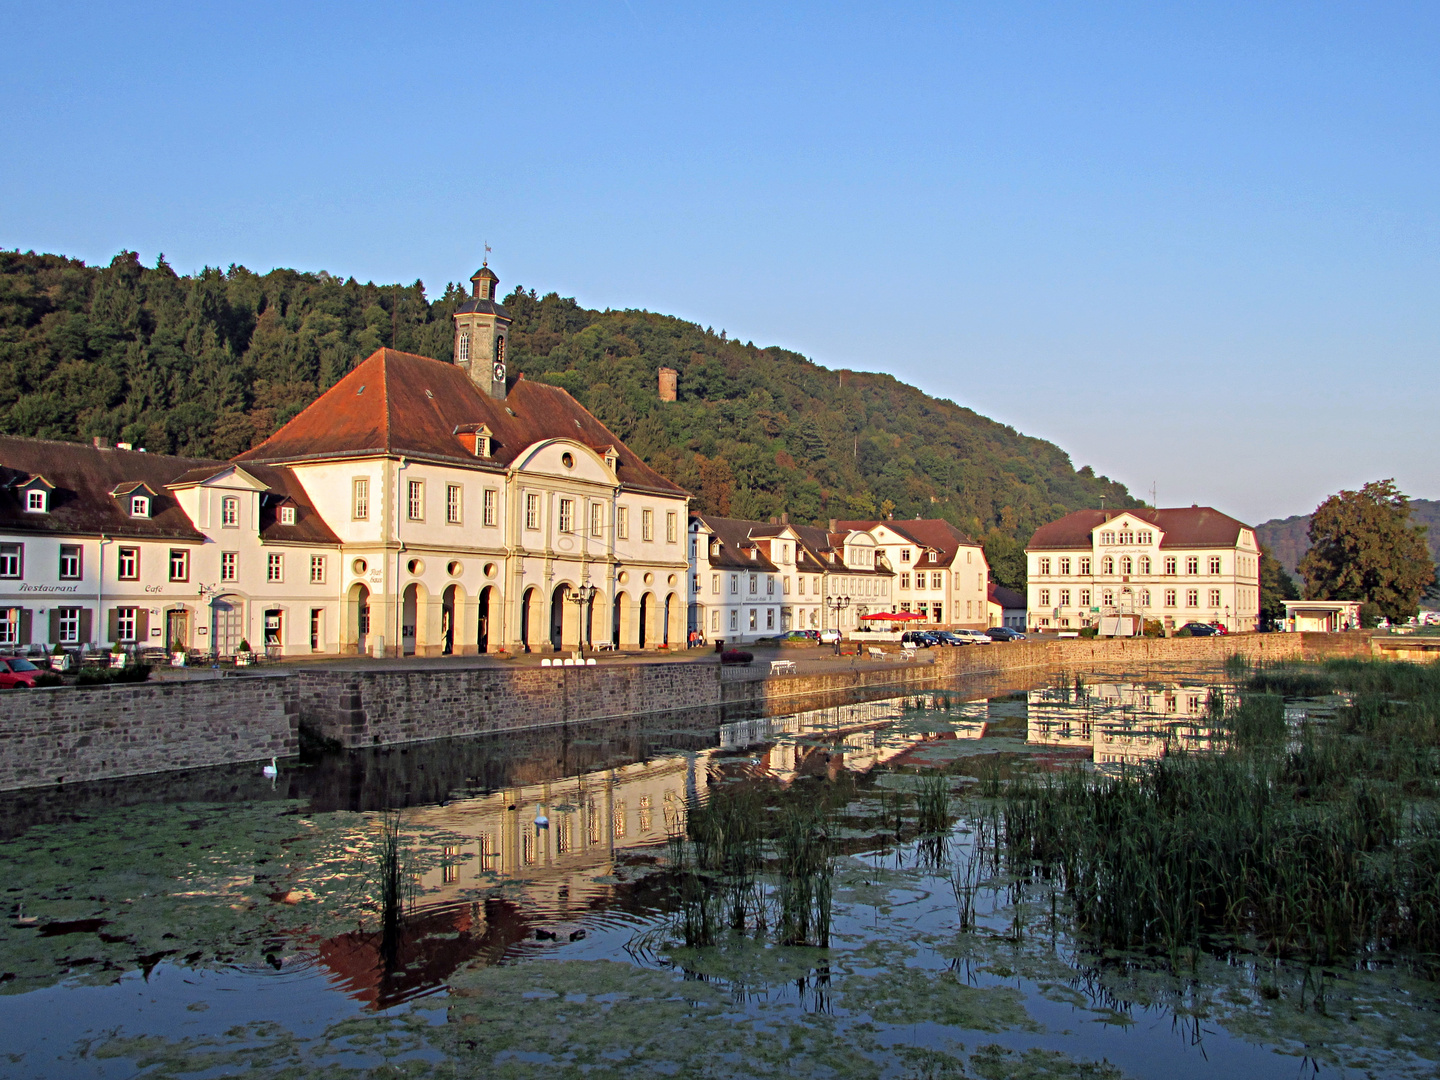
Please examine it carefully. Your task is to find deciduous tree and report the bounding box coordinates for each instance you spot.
[1298,480,1435,624]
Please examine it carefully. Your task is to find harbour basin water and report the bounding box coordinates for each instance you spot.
[1,665,1434,1079]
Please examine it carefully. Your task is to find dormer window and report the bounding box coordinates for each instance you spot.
[130,495,151,518]
[25,490,47,513]
[280,506,296,526]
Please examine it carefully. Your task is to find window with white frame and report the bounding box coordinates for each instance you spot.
[310,555,326,584]
[1079,557,1091,575]
[221,497,239,527]
[901,549,911,562]
[749,609,758,630]
[353,478,370,520]
[1119,529,1134,545]
[457,331,470,362]
[766,609,774,629]
[221,551,238,582]
[1120,556,1132,575]
[666,511,677,543]
[1138,530,1153,544]
[130,495,150,518]
[1209,589,1222,607]
[1100,531,1116,545]
[59,545,81,580]
[1186,589,1199,607]
[1039,589,1051,606]
[1101,556,1114,574]
[169,549,189,582]
[1059,558,1071,575]
[590,502,603,537]
[711,574,719,594]
[730,610,738,631]
[1059,589,1071,606]
[525,493,540,530]
[0,608,17,645]
[1079,589,1091,606]
[1165,589,1176,607]
[931,572,943,589]
[749,574,757,594]
[483,488,497,527]
[766,576,775,595]
[1186,556,1199,574]
[1038,558,1051,575]
[117,546,138,580]
[267,553,284,582]
[1139,555,1151,574]
[1103,589,1114,606]
[116,606,138,642]
[711,610,719,632]
[617,506,629,539]
[1165,556,1177,575]
[2,543,26,579]
[407,479,424,522]
[1209,556,1222,574]
[730,575,738,594]
[899,572,910,589]
[26,489,46,513]
[914,573,925,591]
[558,498,574,533]
[279,505,296,526]
[1140,588,1151,606]
[642,509,654,541]
[58,607,80,644]
[447,484,463,524]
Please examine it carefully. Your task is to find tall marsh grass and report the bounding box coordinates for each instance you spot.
[1001,659,1440,967]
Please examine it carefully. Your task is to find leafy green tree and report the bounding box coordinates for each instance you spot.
[1298,480,1435,624]
[981,530,1026,592]
[1258,543,1298,629]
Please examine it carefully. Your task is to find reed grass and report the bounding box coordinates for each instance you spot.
[998,659,1440,968]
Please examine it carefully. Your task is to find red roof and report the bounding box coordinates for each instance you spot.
[835,519,980,567]
[1026,507,1251,551]
[238,349,686,496]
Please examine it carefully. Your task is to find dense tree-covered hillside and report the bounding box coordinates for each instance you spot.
[0,250,1138,578]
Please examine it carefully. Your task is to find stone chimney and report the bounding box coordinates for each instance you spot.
[828,519,838,532]
[658,367,678,402]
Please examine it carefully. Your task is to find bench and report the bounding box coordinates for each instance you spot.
[594,641,616,651]
[769,659,797,675]
[867,647,886,660]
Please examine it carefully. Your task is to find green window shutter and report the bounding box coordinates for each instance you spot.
[107,608,118,645]
[49,609,61,644]
[138,608,150,642]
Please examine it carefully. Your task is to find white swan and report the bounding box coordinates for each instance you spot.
[262,757,278,778]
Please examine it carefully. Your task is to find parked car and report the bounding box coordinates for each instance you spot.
[1179,622,1221,637]
[986,627,1026,641]
[0,656,42,688]
[955,628,995,644]
[931,631,968,646]
[901,630,939,647]
[819,628,841,644]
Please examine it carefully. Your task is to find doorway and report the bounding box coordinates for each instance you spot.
[442,585,458,655]
[550,584,569,650]
[520,587,537,652]
[213,598,243,657]
[478,586,492,653]
[402,583,419,656]
[264,609,283,655]
[165,609,189,652]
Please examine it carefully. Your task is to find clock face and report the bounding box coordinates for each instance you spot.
[493,362,506,382]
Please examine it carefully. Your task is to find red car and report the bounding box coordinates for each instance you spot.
[0,656,41,688]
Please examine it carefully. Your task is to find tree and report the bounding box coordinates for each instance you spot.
[1258,543,1298,629]
[1298,480,1435,624]
[982,529,1026,592]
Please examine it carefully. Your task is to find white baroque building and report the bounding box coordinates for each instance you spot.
[0,264,692,658]
[1024,507,1262,633]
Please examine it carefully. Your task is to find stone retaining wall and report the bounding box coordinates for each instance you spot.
[0,630,1376,790]
[0,676,296,792]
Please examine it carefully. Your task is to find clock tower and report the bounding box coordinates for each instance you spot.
[453,263,512,400]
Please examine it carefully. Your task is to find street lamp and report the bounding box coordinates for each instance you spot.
[567,582,599,657]
[825,595,852,654]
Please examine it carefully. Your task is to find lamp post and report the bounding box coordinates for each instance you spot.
[567,582,599,658]
[825,595,851,654]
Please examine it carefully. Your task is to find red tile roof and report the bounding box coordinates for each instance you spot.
[1026,507,1251,551]
[0,437,336,544]
[835,519,980,567]
[237,349,687,496]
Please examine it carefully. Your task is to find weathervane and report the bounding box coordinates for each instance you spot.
[483,241,491,267]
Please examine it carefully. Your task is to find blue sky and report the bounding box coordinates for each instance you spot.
[3,1,1436,524]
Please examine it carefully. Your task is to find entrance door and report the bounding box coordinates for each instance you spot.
[477,587,491,653]
[165,609,189,652]
[264,609,283,655]
[401,584,418,656]
[550,584,568,650]
[213,599,243,656]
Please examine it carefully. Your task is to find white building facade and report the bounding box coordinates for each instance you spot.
[1025,507,1262,634]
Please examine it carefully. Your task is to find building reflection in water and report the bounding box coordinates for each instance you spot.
[1026,681,1226,766]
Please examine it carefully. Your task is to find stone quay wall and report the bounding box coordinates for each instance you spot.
[0,676,296,792]
[0,631,1371,790]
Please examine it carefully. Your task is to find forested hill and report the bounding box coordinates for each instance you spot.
[0,250,1137,571]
